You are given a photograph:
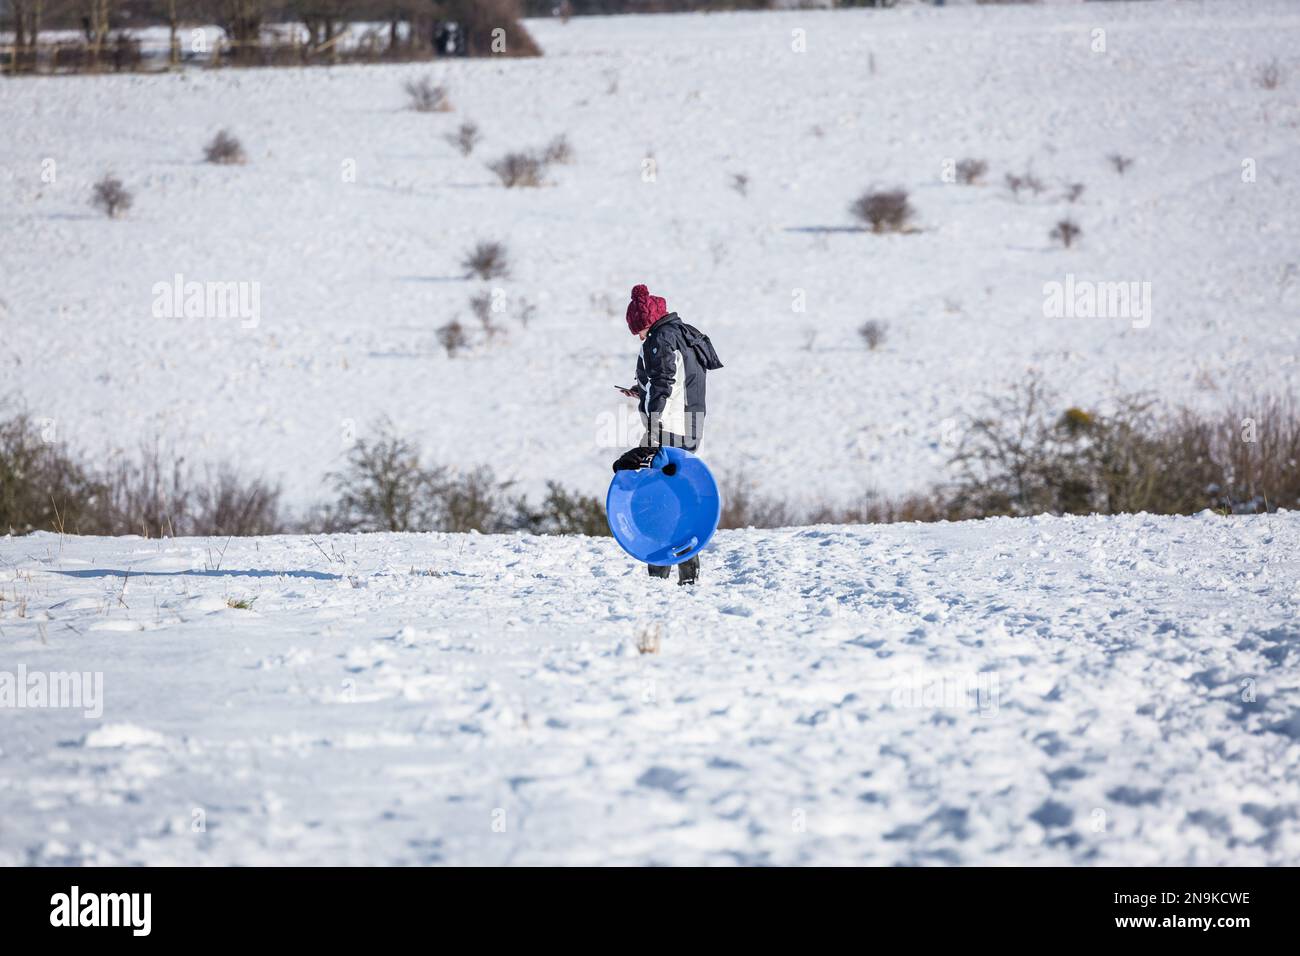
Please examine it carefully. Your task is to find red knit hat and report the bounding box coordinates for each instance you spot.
[625,284,667,335]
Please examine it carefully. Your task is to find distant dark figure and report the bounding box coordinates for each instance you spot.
[433,21,465,56]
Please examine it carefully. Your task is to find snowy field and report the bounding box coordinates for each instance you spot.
[2,1,1298,510]
[2,513,1299,866]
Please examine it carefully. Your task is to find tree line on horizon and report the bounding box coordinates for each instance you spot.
[3,0,544,68]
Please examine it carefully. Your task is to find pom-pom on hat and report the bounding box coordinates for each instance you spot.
[625,284,668,335]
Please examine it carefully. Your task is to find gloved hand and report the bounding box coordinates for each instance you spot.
[612,446,659,473]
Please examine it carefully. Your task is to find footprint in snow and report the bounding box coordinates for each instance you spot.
[636,766,689,795]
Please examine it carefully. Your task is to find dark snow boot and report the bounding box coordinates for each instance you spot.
[677,555,699,586]
[647,564,671,579]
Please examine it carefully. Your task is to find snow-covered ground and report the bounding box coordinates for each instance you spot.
[2,513,1299,865]
[2,1,1298,511]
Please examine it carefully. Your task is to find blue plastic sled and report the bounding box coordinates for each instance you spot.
[606,447,722,566]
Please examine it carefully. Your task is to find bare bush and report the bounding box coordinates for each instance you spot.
[90,175,132,219]
[718,475,947,529]
[1,412,284,537]
[850,188,915,233]
[1062,182,1086,203]
[542,133,574,165]
[462,240,509,280]
[859,320,889,350]
[441,465,511,533]
[730,172,750,197]
[446,121,481,156]
[1,413,107,535]
[102,443,192,538]
[948,379,1300,518]
[489,151,546,188]
[513,482,608,535]
[323,422,608,535]
[469,291,492,325]
[192,467,284,536]
[325,424,446,532]
[204,130,247,165]
[1107,153,1134,175]
[1004,169,1045,199]
[719,479,800,530]
[1254,58,1283,90]
[404,76,452,113]
[469,291,504,341]
[1050,219,1082,249]
[1212,395,1300,512]
[714,386,1300,527]
[516,300,538,328]
[955,158,988,185]
[437,319,469,357]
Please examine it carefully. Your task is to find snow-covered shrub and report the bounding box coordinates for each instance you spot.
[462,240,509,280]
[447,121,481,157]
[489,151,546,188]
[404,77,452,113]
[859,320,888,350]
[91,175,132,218]
[850,188,915,233]
[204,130,247,165]
[437,319,469,357]
[955,158,988,185]
[1050,219,1081,248]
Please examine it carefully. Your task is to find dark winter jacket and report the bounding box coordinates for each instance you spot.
[633,313,722,447]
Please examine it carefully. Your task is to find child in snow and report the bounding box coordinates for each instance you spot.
[612,284,723,586]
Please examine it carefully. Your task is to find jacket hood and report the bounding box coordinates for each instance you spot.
[651,314,723,371]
